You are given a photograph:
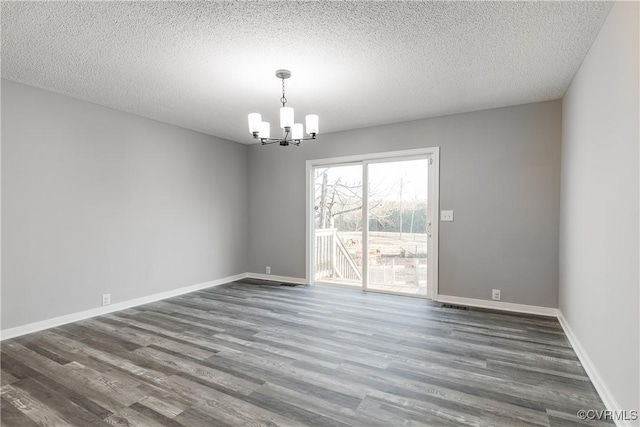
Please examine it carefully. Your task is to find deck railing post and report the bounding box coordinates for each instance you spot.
[331,229,336,278]
[391,258,396,285]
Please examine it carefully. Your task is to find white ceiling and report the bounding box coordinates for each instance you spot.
[2,1,612,144]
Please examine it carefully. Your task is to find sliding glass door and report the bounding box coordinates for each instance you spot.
[309,149,439,299]
[366,158,429,296]
[312,163,363,287]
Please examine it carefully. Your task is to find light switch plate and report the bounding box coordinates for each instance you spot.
[441,210,454,222]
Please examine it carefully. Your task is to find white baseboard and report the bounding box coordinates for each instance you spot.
[557,311,630,427]
[243,273,307,285]
[436,294,558,317]
[0,273,248,341]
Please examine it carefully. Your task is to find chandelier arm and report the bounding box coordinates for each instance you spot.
[260,139,280,145]
[258,135,316,146]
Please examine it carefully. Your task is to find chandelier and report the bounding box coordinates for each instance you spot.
[248,69,319,146]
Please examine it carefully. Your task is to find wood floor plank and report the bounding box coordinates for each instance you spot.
[1,341,135,414]
[255,382,388,427]
[84,317,220,360]
[136,395,185,419]
[103,405,169,427]
[132,346,262,396]
[1,281,613,426]
[0,396,40,427]
[165,374,309,426]
[11,377,111,426]
[34,330,173,388]
[356,397,460,427]
[129,402,185,427]
[173,407,235,427]
[12,337,73,365]
[308,360,551,427]
[1,384,74,426]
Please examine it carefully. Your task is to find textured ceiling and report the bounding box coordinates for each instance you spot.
[2,1,612,144]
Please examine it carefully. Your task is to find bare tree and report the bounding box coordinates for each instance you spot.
[314,168,392,230]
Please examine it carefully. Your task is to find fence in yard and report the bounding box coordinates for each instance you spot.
[368,258,427,286]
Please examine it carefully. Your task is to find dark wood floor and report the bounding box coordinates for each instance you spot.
[1,280,611,426]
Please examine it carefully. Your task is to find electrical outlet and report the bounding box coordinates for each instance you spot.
[441,210,454,222]
[266,266,271,274]
[492,289,501,301]
[102,294,111,306]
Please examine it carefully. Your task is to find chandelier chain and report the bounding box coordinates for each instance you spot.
[280,77,287,107]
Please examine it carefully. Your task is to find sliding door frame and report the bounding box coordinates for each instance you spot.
[306,147,440,300]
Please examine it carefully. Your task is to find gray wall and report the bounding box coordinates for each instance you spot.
[248,100,562,308]
[560,1,639,414]
[1,80,249,330]
[1,80,564,330]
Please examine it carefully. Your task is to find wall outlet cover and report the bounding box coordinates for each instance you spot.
[441,210,454,222]
[102,293,111,306]
[492,289,501,301]
[266,266,271,274]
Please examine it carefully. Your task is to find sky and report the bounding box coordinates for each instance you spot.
[314,158,429,202]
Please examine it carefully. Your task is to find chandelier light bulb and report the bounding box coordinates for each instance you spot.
[259,122,270,139]
[292,123,303,140]
[280,107,294,129]
[248,113,261,133]
[306,115,319,135]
